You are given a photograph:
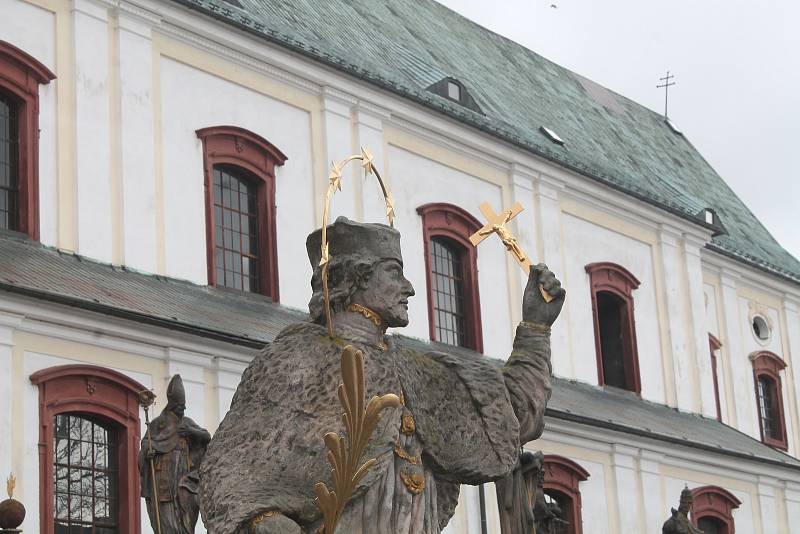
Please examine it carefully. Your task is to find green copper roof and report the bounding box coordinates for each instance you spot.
[172,0,800,284]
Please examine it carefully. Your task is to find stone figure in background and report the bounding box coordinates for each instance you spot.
[497,451,565,534]
[140,375,212,534]
[200,217,566,534]
[662,486,704,534]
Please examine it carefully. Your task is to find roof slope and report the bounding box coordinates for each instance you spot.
[2,232,797,470]
[171,0,800,283]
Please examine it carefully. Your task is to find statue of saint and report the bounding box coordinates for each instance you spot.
[496,451,565,534]
[662,486,704,534]
[140,374,212,534]
[200,217,565,534]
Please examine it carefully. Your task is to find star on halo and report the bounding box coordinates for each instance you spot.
[361,146,375,178]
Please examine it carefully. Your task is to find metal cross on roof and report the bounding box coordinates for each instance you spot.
[657,70,676,118]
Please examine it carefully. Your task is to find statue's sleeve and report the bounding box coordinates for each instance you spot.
[399,347,520,484]
[502,325,552,444]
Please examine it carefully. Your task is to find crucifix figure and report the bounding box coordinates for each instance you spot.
[470,201,554,302]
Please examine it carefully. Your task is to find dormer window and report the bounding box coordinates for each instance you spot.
[426,77,483,114]
[697,207,727,236]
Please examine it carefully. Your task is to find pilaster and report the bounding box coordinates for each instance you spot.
[684,235,718,418]
[534,174,570,377]
[611,445,643,534]
[658,225,697,412]
[639,450,665,534]
[783,297,800,454]
[118,8,158,272]
[166,348,209,427]
[321,87,357,221]
[758,476,780,534]
[74,0,114,263]
[719,269,754,434]
[0,313,23,489]
[353,102,391,224]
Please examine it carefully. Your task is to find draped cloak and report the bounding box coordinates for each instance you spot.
[199,321,551,534]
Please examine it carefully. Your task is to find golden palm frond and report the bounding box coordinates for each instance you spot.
[314,345,401,534]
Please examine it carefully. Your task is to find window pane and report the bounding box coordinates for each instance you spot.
[758,375,781,441]
[430,237,467,348]
[597,291,628,390]
[213,166,264,294]
[0,94,19,231]
[53,414,118,533]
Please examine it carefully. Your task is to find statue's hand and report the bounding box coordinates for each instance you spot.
[522,263,565,327]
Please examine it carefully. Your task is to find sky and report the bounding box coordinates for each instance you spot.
[437,0,800,261]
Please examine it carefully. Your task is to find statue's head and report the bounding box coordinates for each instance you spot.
[307,217,415,328]
[166,374,186,418]
[678,485,693,514]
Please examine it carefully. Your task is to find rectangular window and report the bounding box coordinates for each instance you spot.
[0,94,19,231]
[213,166,260,293]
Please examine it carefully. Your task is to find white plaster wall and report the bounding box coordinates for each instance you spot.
[386,145,512,357]
[560,213,664,402]
[159,58,315,310]
[0,0,59,246]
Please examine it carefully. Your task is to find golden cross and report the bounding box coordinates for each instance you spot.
[469,201,554,303]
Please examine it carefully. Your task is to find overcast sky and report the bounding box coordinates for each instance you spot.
[437,0,800,261]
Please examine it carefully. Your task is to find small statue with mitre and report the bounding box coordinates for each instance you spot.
[140,374,211,534]
[662,486,704,534]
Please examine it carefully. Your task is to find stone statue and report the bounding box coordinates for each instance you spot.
[140,375,212,534]
[497,451,565,534]
[662,486,704,534]
[199,217,566,534]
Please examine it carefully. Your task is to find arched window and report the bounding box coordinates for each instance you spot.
[751,351,788,449]
[0,40,55,239]
[30,365,146,534]
[691,485,741,534]
[196,126,287,300]
[542,455,590,534]
[585,262,641,393]
[709,334,723,421]
[417,203,482,352]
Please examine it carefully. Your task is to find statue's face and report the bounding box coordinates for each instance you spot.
[171,403,186,418]
[352,259,415,327]
[678,502,690,515]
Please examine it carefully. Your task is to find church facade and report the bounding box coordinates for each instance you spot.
[1,0,800,533]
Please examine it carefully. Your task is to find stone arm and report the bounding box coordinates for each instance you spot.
[502,326,552,444]
[502,264,564,444]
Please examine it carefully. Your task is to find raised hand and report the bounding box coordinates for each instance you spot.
[522,263,565,327]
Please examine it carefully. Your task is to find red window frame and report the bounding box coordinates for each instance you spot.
[30,365,146,534]
[709,334,723,421]
[0,39,55,240]
[542,455,590,534]
[691,485,741,534]
[585,262,641,393]
[751,350,788,449]
[196,126,287,301]
[417,203,483,352]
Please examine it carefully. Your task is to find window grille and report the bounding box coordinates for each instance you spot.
[213,166,261,293]
[53,414,118,533]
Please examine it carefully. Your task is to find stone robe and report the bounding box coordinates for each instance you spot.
[200,321,552,534]
[140,410,211,534]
